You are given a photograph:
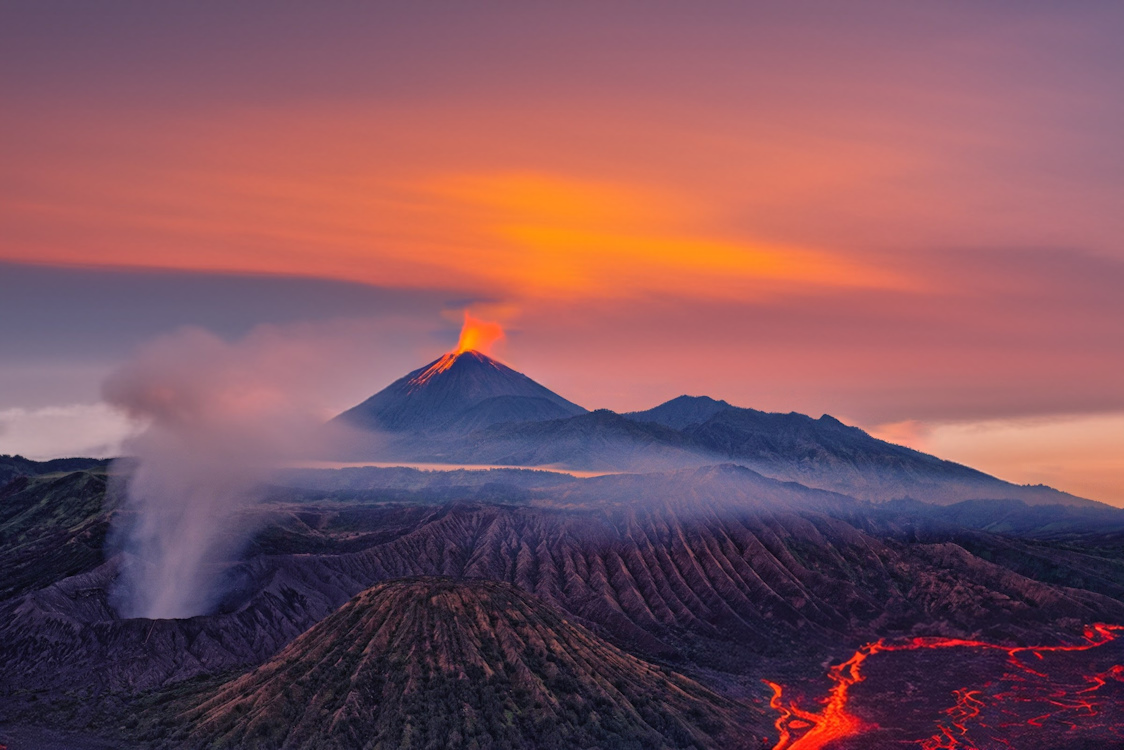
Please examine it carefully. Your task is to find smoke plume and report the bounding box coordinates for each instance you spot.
[103,325,363,619]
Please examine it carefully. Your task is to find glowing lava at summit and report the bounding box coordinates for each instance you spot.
[407,312,507,388]
[453,312,505,356]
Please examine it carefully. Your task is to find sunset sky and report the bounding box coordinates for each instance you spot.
[2,2,1123,504]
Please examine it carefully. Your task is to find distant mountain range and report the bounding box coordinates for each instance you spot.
[335,350,1097,507]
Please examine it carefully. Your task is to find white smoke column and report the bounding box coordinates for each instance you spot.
[103,326,354,619]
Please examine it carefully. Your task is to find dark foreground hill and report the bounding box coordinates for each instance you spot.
[159,578,764,750]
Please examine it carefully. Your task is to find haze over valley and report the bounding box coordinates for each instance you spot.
[3,3,1123,748]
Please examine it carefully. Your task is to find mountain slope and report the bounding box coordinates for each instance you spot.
[0,454,109,486]
[9,466,1121,699]
[169,578,764,750]
[466,397,1096,506]
[0,470,110,599]
[335,350,586,433]
[450,409,703,470]
[626,395,733,430]
[676,403,1092,506]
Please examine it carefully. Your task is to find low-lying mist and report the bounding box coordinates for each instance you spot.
[103,325,376,620]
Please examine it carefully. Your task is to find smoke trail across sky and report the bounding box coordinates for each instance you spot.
[103,324,371,619]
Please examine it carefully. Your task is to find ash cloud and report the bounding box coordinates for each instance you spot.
[103,325,375,620]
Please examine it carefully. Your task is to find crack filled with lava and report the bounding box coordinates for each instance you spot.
[764,623,1123,750]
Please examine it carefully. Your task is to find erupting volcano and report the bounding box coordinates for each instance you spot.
[408,311,508,387]
[334,312,585,433]
[452,311,505,356]
[332,315,1109,504]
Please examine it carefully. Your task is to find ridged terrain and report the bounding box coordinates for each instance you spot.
[4,466,1121,700]
[164,578,764,750]
[0,470,110,599]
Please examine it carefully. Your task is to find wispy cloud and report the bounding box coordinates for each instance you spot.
[0,403,143,459]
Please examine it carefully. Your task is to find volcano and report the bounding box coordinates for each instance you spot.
[169,578,764,750]
[334,353,1096,508]
[335,349,587,434]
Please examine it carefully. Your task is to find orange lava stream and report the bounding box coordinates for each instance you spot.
[764,623,1123,750]
[764,681,792,750]
[1078,663,1124,694]
[408,351,460,389]
[918,689,983,750]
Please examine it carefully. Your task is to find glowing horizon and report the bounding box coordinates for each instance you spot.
[2,3,1123,504]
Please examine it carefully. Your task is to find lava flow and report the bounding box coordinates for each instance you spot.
[764,623,1123,750]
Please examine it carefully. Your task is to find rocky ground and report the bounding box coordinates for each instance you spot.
[1,463,1123,748]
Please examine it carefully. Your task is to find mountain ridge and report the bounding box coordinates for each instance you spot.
[334,362,1100,508]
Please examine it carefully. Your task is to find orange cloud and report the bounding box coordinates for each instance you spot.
[413,172,917,300]
[1,128,916,304]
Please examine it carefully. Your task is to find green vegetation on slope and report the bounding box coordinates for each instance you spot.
[0,471,110,599]
[0,454,109,486]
